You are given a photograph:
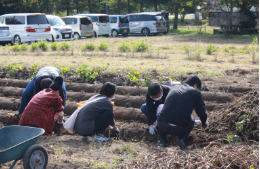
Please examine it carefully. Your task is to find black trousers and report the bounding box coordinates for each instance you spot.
[94,110,115,135]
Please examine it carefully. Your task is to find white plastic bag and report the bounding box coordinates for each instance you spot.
[63,96,105,134]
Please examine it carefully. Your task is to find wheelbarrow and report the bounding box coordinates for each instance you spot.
[0,125,48,169]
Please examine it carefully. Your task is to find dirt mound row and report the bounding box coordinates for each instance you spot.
[0,79,148,96]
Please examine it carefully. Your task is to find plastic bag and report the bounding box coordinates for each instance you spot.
[63,96,105,134]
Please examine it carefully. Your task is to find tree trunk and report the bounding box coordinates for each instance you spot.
[88,0,92,13]
[5,0,7,13]
[127,0,130,14]
[229,2,233,25]
[173,2,180,29]
[118,0,121,15]
[67,5,70,16]
[181,14,185,25]
[18,0,22,12]
[154,0,157,11]
[140,1,144,12]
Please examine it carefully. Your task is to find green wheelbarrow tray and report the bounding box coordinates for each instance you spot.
[0,125,47,169]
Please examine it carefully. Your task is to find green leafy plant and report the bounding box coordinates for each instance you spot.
[205,44,217,55]
[81,43,96,52]
[38,41,48,51]
[50,42,59,51]
[20,43,28,51]
[31,42,38,52]
[98,41,109,51]
[132,40,149,52]
[250,36,259,64]
[11,43,21,52]
[118,41,131,52]
[60,41,71,51]
[79,65,99,82]
[182,44,191,58]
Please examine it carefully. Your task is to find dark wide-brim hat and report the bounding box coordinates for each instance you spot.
[49,77,63,91]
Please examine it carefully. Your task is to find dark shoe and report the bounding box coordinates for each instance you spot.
[157,140,167,147]
[177,139,187,150]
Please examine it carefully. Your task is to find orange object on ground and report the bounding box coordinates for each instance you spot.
[77,100,114,108]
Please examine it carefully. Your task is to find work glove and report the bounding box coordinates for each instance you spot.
[149,125,155,135]
[195,120,209,127]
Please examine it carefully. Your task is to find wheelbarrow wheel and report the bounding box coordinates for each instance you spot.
[23,144,48,169]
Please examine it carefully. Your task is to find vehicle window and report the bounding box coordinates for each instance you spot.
[0,17,4,24]
[88,16,98,22]
[63,18,77,24]
[99,16,109,23]
[0,27,9,30]
[155,15,165,21]
[27,15,49,24]
[81,18,91,25]
[162,13,169,20]
[119,16,129,23]
[142,15,156,21]
[6,16,25,24]
[48,17,66,26]
[129,15,142,22]
[109,17,117,23]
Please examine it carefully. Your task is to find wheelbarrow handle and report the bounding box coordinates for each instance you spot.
[9,158,21,169]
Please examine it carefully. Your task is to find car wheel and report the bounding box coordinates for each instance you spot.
[14,35,21,44]
[94,32,97,38]
[122,33,128,37]
[154,33,159,36]
[73,33,80,40]
[163,30,168,34]
[142,28,150,36]
[111,30,118,37]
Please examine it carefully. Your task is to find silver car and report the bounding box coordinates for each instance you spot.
[127,13,167,36]
[0,24,12,44]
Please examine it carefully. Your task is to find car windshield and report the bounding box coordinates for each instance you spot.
[120,16,129,23]
[48,16,66,26]
[0,17,4,24]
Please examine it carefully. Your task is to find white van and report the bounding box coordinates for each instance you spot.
[46,15,73,42]
[74,14,110,37]
[0,13,51,44]
[61,16,94,40]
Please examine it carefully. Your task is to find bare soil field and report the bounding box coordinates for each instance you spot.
[0,67,259,169]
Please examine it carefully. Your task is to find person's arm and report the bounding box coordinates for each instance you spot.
[146,94,157,126]
[34,79,42,95]
[195,91,207,125]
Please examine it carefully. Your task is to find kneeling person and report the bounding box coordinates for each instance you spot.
[19,77,64,135]
[141,83,171,135]
[157,75,208,149]
[74,82,119,142]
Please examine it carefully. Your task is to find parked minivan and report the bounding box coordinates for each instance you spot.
[61,16,94,40]
[74,14,110,37]
[109,15,129,37]
[0,24,12,44]
[46,15,73,42]
[127,13,167,36]
[0,13,51,44]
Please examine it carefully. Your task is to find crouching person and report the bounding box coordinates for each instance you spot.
[157,75,208,149]
[19,77,64,135]
[74,82,119,142]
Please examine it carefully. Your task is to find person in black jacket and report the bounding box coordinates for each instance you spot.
[140,83,170,135]
[157,75,207,149]
[19,66,67,115]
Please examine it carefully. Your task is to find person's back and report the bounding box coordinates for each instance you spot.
[35,66,61,82]
[158,84,206,127]
[74,94,113,136]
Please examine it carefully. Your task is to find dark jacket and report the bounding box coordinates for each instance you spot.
[74,94,115,136]
[33,66,65,107]
[157,84,207,127]
[146,85,170,126]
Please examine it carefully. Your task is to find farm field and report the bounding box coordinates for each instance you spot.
[0,31,259,169]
